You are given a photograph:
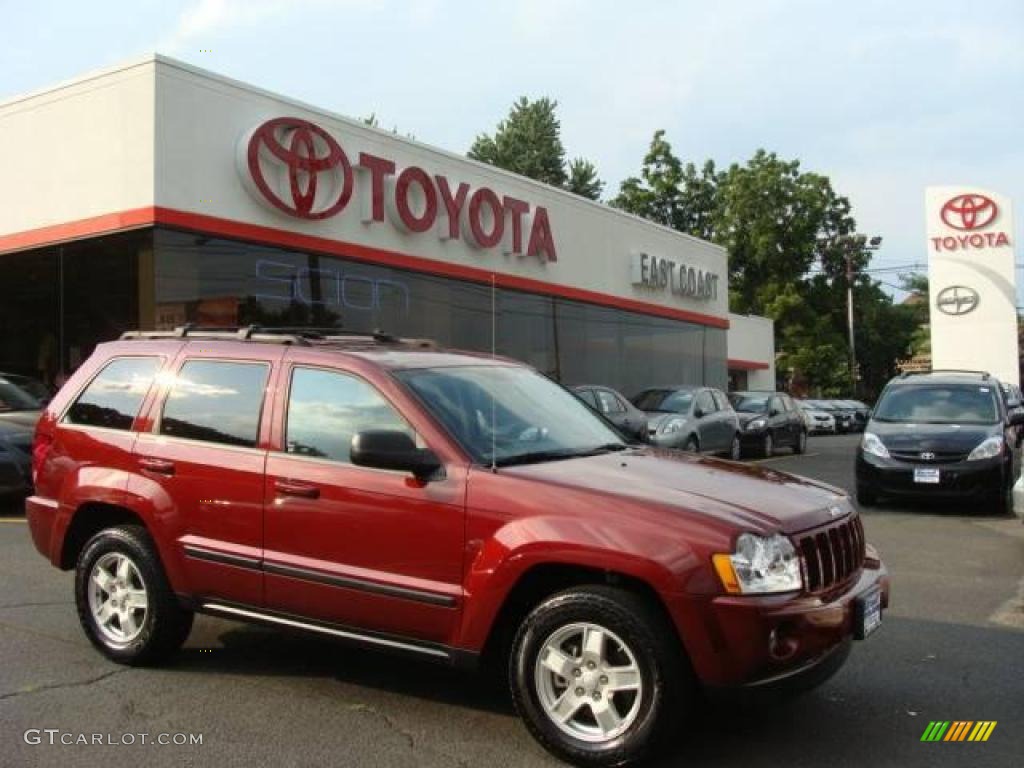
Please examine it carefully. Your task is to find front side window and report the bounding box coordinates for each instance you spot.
[873,384,999,425]
[597,390,625,414]
[695,391,716,415]
[286,367,413,463]
[397,365,624,466]
[65,357,160,430]
[160,360,269,447]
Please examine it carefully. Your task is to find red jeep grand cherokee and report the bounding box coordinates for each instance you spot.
[26,328,888,766]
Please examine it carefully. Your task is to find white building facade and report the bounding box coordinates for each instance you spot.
[0,56,774,395]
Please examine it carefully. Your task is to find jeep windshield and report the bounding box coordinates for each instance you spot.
[872,384,999,425]
[396,365,626,467]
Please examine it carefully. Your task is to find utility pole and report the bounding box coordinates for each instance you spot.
[846,250,856,396]
[823,234,882,396]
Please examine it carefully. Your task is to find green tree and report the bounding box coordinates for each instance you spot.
[613,131,916,396]
[612,130,718,239]
[469,97,604,200]
[566,158,604,201]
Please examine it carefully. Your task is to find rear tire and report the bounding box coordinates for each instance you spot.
[75,524,193,666]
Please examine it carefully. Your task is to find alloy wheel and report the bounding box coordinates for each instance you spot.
[87,552,149,647]
[534,622,644,743]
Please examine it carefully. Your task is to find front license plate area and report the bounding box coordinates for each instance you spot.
[914,468,941,484]
[854,586,882,640]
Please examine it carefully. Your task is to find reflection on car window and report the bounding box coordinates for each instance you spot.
[398,365,623,465]
[873,385,998,425]
[65,358,160,430]
[160,360,269,447]
[286,367,413,463]
[695,391,716,414]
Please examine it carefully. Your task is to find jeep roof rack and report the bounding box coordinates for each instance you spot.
[899,368,990,380]
[119,325,437,349]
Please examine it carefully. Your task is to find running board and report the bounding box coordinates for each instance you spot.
[200,602,452,660]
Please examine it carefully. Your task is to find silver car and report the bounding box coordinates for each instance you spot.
[631,386,741,459]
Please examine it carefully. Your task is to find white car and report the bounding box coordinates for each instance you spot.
[797,401,836,434]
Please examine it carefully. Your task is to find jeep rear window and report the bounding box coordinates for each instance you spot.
[159,360,269,447]
[65,357,161,430]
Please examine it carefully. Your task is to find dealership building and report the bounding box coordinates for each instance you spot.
[0,56,774,396]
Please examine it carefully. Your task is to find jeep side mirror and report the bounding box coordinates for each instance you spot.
[350,430,441,481]
[693,408,704,419]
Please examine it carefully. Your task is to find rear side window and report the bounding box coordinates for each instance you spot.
[65,357,161,431]
[285,367,413,463]
[160,360,269,447]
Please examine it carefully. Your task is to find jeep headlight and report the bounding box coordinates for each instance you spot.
[746,418,767,431]
[967,436,1003,461]
[713,533,802,594]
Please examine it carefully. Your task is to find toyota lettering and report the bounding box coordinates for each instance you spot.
[931,192,1011,252]
[239,117,558,261]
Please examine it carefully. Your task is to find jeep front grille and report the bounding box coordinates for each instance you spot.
[798,515,865,593]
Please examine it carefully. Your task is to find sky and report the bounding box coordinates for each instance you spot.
[2,0,1022,300]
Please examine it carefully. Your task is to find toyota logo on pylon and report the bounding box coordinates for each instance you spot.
[243,117,354,219]
[940,193,998,231]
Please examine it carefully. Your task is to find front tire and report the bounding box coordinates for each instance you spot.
[728,434,742,461]
[761,432,774,458]
[75,524,193,665]
[794,429,807,455]
[510,586,691,767]
[682,436,699,453]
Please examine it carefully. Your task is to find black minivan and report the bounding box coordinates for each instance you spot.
[855,371,1024,513]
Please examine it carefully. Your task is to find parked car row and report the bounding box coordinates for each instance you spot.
[797,399,871,434]
[572,385,812,460]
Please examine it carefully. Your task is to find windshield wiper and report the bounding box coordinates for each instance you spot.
[494,443,626,468]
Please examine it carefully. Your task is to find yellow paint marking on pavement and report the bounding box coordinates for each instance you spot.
[0,518,26,523]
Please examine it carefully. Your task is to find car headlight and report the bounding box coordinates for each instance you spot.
[861,432,890,459]
[712,533,802,594]
[967,436,1003,461]
[746,418,767,431]
[660,418,686,435]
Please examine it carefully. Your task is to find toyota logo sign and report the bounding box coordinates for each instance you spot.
[935,285,980,316]
[940,194,998,231]
[245,117,354,220]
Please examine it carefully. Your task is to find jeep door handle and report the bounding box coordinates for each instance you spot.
[139,456,175,475]
[274,479,320,499]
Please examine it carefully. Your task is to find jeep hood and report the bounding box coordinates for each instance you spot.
[501,447,849,535]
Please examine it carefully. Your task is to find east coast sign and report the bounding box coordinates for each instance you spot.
[238,117,558,261]
[630,252,720,301]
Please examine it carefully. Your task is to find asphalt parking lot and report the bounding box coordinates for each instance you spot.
[1,433,1022,767]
